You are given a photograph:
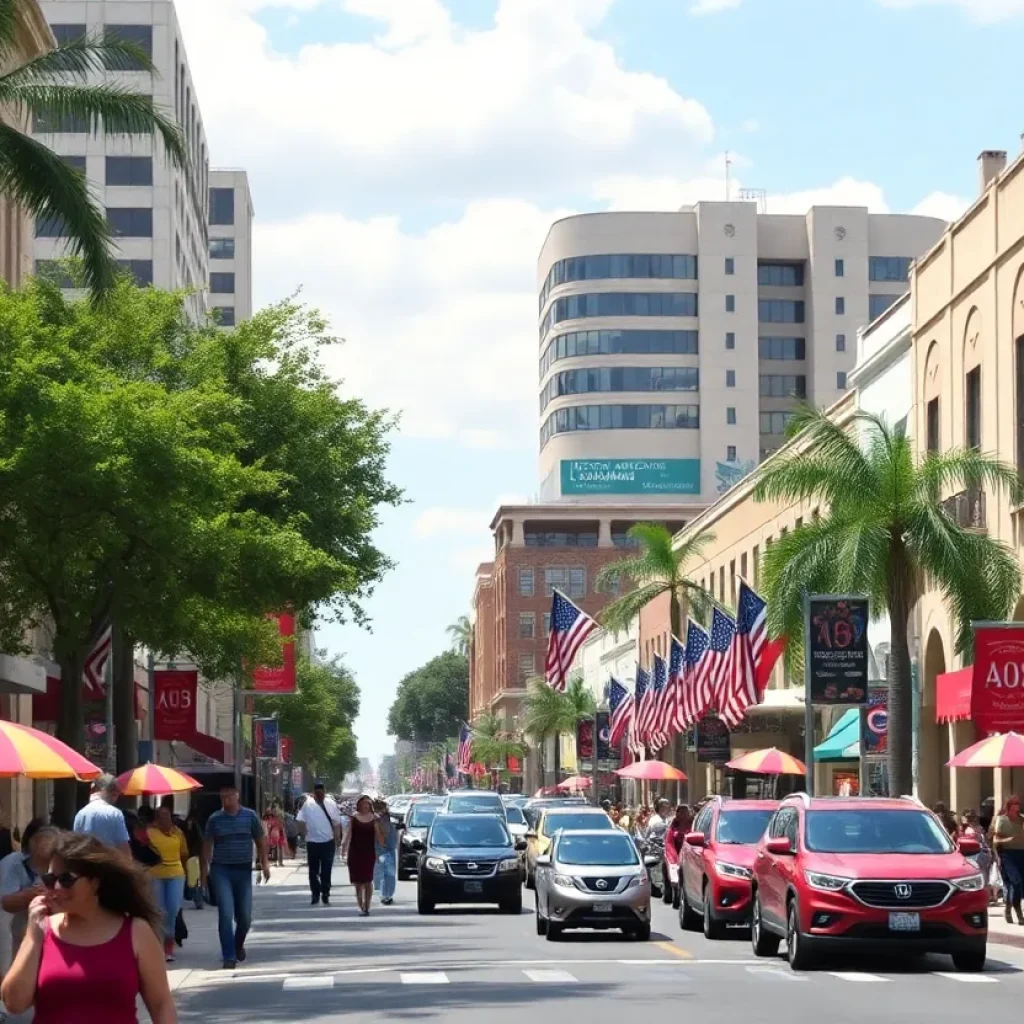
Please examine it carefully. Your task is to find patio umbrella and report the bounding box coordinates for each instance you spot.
[0,721,101,779]
[557,776,591,792]
[116,763,202,797]
[726,747,807,775]
[948,731,1024,768]
[615,760,687,782]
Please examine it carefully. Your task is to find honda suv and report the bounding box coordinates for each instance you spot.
[679,796,776,938]
[750,795,988,972]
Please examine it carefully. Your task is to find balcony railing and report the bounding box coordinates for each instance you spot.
[941,488,987,531]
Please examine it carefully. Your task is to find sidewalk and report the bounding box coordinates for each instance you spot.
[986,909,1024,949]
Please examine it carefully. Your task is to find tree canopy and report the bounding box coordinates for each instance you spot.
[387,651,468,743]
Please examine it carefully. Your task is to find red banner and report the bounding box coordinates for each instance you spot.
[34,677,144,722]
[280,735,292,764]
[252,613,297,694]
[971,625,1024,735]
[153,670,198,742]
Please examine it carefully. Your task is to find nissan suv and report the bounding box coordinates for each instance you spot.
[750,795,988,972]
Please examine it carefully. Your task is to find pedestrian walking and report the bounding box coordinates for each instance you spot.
[72,774,130,856]
[297,782,342,905]
[201,785,270,969]
[992,795,1024,925]
[146,805,189,962]
[372,800,398,906]
[283,804,299,861]
[0,821,58,960]
[182,811,205,909]
[0,831,176,1023]
[342,795,385,916]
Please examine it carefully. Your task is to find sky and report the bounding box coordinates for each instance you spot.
[172,0,1024,767]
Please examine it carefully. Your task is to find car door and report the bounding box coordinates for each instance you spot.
[528,811,547,874]
[684,804,713,905]
[757,808,792,926]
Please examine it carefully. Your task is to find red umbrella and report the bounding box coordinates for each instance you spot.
[615,760,687,782]
[726,747,806,776]
[557,776,591,792]
[948,732,1024,768]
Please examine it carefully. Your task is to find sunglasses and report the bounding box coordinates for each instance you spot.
[41,871,81,890]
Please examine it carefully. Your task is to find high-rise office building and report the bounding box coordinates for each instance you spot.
[208,169,253,328]
[537,205,945,505]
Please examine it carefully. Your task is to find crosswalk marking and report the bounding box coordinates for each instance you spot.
[282,975,335,990]
[524,969,578,983]
[828,972,887,982]
[400,971,450,985]
[933,972,998,983]
[745,966,806,981]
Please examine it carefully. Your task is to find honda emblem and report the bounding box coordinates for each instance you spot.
[894,883,912,900]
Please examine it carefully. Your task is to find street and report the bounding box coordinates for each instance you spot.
[164,865,1024,1024]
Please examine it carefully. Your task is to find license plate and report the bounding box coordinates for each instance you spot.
[464,881,483,894]
[889,912,920,932]
[593,902,612,913]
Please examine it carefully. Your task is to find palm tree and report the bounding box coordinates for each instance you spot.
[0,10,185,295]
[595,523,716,639]
[446,614,472,657]
[470,712,525,788]
[520,676,596,785]
[754,406,1022,796]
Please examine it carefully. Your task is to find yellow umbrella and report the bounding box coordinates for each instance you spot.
[0,720,101,779]
[115,763,201,796]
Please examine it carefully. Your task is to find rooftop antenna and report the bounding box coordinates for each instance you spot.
[738,187,768,214]
[725,151,732,201]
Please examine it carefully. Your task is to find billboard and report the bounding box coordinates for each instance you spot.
[252,612,297,694]
[153,670,198,742]
[806,596,869,705]
[971,624,1024,734]
[560,459,700,496]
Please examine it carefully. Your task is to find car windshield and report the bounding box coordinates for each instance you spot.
[505,806,526,825]
[557,834,639,866]
[407,806,438,828]
[805,809,955,854]
[447,795,504,814]
[716,809,774,845]
[431,817,510,848]
[544,812,613,835]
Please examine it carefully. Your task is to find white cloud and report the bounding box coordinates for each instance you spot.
[911,191,970,221]
[876,0,1024,21]
[740,119,760,133]
[690,0,743,13]
[341,0,452,48]
[450,544,497,573]
[414,495,529,539]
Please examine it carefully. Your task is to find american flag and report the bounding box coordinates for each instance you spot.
[82,624,112,698]
[642,654,667,748]
[631,665,650,755]
[720,582,782,727]
[457,722,472,772]
[707,607,737,714]
[608,677,633,749]
[545,590,598,691]
[680,619,711,726]
[663,635,687,737]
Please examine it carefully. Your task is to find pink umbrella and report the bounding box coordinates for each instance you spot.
[557,775,591,792]
[615,760,687,782]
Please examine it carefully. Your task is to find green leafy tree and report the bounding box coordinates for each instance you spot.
[595,523,716,639]
[470,712,525,769]
[387,652,468,743]
[520,676,595,784]
[0,8,185,294]
[754,406,1022,796]
[255,655,360,787]
[446,615,472,656]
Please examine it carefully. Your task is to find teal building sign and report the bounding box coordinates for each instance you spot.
[560,459,701,496]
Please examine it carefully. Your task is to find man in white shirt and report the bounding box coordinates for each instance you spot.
[296,782,342,905]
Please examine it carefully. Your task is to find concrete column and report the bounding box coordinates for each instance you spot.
[995,768,1012,812]
[510,518,525,546]
[918,715,940,806]
[598,520,613,548]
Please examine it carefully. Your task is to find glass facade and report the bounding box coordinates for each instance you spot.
[539,329,697,378]
[869,256,911,282]
[540,366,699,411]
[758,299,805,323]
[539,253,697,310]
[757,263,804,287]
[540,403,700,448]
[525,531,598,547]
[541,291,698,339]
[869,293,899,319]
[758,336,805,360]
[760,411,794,435]
[759,374,807,398]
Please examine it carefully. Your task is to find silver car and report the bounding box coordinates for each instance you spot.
[535,829,653,941]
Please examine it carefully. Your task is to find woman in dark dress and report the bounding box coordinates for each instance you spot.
[342,795,384,915]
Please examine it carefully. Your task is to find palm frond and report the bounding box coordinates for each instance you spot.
[598,582,666,633]
[678,580,714,625]
[0,0,18,53]
[0,36,156,84]
[915,446,1024,507]
[0,124,114,294]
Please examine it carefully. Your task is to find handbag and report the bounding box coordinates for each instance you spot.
[175,908,188,945]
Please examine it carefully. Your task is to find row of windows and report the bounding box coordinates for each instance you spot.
[760,411,795,435]
[50,23,152,68]
[36,258,153,288]
[539,366,700,411]
[52,155,155,186]
[524,531,597,547]
[869,293,899,320]
[759,299,805,323]
[760,374,807,398]
[869,256,911,282]
[758,336,806,360]
[517,566,586,600]
[541,291,698,338]
[758,262,804,287]
[539,253,697,310]
[212,307,236,327]
[540,403,700,448]
[209,238,235,260]
[539,329,698,378]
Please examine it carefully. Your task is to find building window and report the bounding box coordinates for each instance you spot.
[725,294,735,313]
[34,260,76,288]
[837,371,848,390]
[209,187,235,225]
[757,263,804,287]
[518,653,535,682]
[539,366,701,411]
[115,259,153,286]
[540,404,700,447]
[752,544,760,586]
[725,257,735,275]
[543,612,551,636]
[539,329,698,376]
[835,296,845,315]
[719,566,725,598]
[726,445,737,462]
[730,560,736,606]
[209,238,235,260]
[518,568,534,598]
[869,256,911,282]
[35,215,67,238]
[725,332,735,350]
[543,291,698,335]
[835,258,844,277]
[726,407,736,425]
[213,306,236,327]
[544,567,585,599]
[869,293,899,320]
[927,397,940,453]
[50,23,86,44]
[966,366,981,449]
[726,370,736,388]
[538,253,698,309]
[103,25,153,69]
[760,411,794,435]
[210,272,235,294]
[62,155,87,173]
[836,333,846,352]
[525,530,598,547]
[105,156,153,186]
[519,613,535,639]
[106,207,152,237]
[740,552,748,581]
[33,111,88,133]
[759,374,806,398]
[757,337,805,360]
[758,299,805,323]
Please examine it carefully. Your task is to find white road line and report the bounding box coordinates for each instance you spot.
[283,976,335,990]
[932,972,998,983]
[400,972,450,985]
[745,966,806,981]
[524,969,578,983]
[828,972,888,983]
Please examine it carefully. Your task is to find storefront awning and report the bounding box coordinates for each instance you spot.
[813,708,860,762]
[936,667,972,723]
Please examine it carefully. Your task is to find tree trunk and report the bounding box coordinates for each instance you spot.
[887,597,914,797]
[112,623,137,777]
[53,639,87,829]
[670,592,682,642]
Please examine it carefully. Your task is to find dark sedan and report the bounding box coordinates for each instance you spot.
[399,802,440,880]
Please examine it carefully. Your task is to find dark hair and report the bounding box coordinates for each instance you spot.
[52,832,161,931]
[160,795,175,810]
[20,818,44,849]
[136,805,154,826]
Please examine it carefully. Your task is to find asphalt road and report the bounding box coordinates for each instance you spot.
[168,867,1024,1024]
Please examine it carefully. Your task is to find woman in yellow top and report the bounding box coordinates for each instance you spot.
[146,805,188,962]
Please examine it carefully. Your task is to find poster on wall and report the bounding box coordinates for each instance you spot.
[576,713,618,770]
[153,670,198,742]
[806,596,869,704]
[252,612,297,694]
[863,685,888,756]
[971,623,1024,735]
[696,715,730,762]
[560,459,701,496]
[254,717,280,759]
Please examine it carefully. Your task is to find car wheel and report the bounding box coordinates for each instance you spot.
[702,883,723,940]
[662,868,673,905]
[632,922,652,941]
[672,883,681,910]
[679,885,701,931]
[536,909,548,936]
[500,895,523,915]
[786,898,815,970]
[417,896,435,914]
[750,893,780,957]
[398,868,411,882]
[951,947,987,973]
[546,922,562,941]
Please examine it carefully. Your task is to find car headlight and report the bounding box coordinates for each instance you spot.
[424,857,447,874]
[804,871,850,892]
[498,858,519,873]
[625,873,646,889]
[552,873,576,888]
[953,872,986,892]
[715,861,753,880]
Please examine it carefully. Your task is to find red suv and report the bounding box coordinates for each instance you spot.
[750,794,988,972]
[679,797,777,939]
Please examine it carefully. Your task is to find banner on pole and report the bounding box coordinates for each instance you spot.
[254,717,280,759]
[971,623,1024,734]
[252,613,297,694]
[153,670,198,742]
[806,595,869,705]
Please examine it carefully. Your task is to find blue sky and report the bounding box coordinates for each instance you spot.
[175,0,1023,767]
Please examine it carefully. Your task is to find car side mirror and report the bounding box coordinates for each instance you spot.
[765,837,793,856]
[515,838,528,851]
[535,854,551,868]
[958,836,980,856]
[684,831,705,848]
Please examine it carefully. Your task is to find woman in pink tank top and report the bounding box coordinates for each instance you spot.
[1,831,176,1023]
